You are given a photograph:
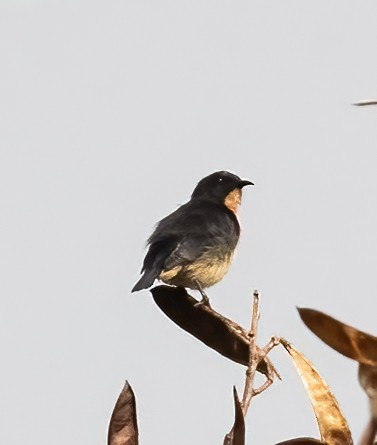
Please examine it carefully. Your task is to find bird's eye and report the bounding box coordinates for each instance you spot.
[219,178,223,182]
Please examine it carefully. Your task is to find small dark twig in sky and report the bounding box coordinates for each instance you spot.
[352,100,377,106]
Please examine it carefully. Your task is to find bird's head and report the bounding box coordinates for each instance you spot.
[191,171,253,213]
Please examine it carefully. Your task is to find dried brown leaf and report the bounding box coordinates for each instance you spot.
[224,387,245,445]
[281,340,353,445]
[108,381,138,445]
[298,308,377,366]
[151,285,273,376]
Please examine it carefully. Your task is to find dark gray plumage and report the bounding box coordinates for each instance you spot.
[132,171,253,302]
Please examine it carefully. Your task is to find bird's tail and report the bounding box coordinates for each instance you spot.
[131,268,158,293]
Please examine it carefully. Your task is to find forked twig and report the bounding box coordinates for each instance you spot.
[223,290,282,444]
[240,293,283,417]
[260,336,283,380]
[250,336,282,398]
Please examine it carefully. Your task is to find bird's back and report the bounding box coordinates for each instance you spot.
[150,198,240,252]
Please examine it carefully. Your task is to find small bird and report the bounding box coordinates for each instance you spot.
[131,171,253,304]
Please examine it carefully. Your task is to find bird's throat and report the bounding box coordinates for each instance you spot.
[224,188,242,213]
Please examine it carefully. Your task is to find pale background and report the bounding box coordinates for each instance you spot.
[1,1,377,444]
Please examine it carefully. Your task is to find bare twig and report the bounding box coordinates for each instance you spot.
[241,290,261,416]
[240,294,283,416]
[223,290,281,444]
[261,336,283,380]
[250,337,282,397]
[353,100,377,106]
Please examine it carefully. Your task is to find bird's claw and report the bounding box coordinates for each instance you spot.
[194,295,212,308]
[193,281,211,308]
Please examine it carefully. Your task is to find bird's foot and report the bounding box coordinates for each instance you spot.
[193,281,212,308]
[194,293,211,308]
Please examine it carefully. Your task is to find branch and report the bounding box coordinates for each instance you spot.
[240,293,282,417]
[223,291,281,444]
[241,290,261,416]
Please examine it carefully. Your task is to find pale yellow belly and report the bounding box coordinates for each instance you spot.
[159,253,233,289]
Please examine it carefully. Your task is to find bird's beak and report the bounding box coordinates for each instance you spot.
[238,179,254,188]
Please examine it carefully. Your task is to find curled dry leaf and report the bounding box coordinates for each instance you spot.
[298,308,377,367]
[299,308,377,443]
[223,387,245,445]
[108,381,138,445]
[151,285,275,377]
[281,340,353,445]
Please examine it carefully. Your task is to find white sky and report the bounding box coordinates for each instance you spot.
[1,1,377,444]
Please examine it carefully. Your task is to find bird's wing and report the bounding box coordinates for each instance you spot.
[141,236,179,274]
[145,200,239,273]
[163,236,209,271]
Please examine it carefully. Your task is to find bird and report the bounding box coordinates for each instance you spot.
[131,171,253,305]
